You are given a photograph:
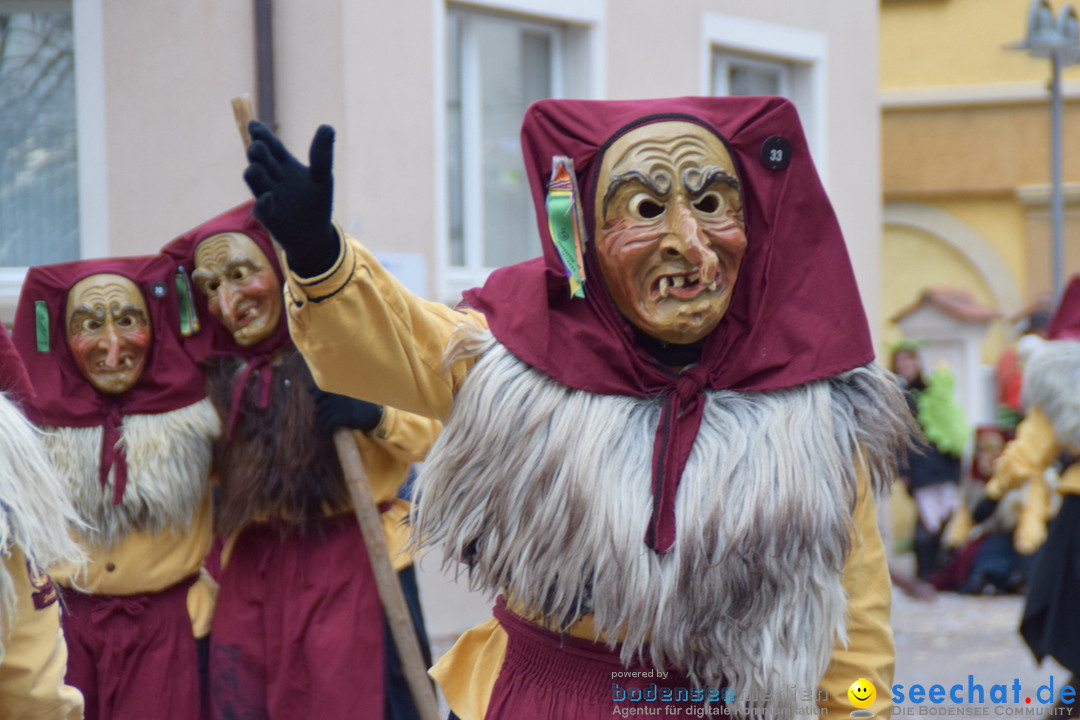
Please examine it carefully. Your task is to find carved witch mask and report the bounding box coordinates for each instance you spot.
[65,273,152,394]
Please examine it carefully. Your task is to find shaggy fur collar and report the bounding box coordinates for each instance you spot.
[1023,340,1080,451]
[206,348,350,536]
[0,393,84,659]
[43,398,219,548]
[413,330,911,716]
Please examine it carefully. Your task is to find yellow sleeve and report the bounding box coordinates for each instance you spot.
[0,548,84,720]
[284,229,486,422]
[429,617,506,720]
[186,567,219,639]
[818,468,894,718]
[942,502,974,548]
[1060,462,1080,495]
[987,408,1060,500]
[367,406,442,467]
[1014,472,1052,555]
[351,408,441,571]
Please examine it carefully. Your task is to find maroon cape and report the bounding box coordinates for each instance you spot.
[12,255,205,502]
[465,96,873,552]
[161,201,292,437]
[1049,275,1080,340]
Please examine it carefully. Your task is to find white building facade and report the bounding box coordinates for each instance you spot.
[1,0,881,332]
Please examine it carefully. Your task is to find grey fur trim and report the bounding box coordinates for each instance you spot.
[412,332,910,716]
[43,397,220,548]
[0,393,85,660]
[1022,340,1080,451]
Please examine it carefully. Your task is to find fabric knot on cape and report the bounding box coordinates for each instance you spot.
[648,367,709,553]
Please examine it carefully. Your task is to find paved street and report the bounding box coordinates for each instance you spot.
[892,586,1070,715]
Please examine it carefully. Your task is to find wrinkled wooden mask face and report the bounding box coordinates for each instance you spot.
[193,233,283,347]
[594,120,748,345]
[66,273,152,394]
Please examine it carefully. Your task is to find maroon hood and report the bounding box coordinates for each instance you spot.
[464,96,873,552]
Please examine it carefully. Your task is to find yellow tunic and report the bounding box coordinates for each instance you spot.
[285,231,896,719]
[986,407,1079,554]
[0,548,84,720]
[53,492,217,638]
[987,409,1068,497]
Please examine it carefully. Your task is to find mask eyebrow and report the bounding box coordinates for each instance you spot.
[219,258,261,279]
[112,303,149,323]
[601,170,672,219]
[191,267,215,284]
[67,306,106,331]
[229,257,261,272]
[684,165,740,197]
[192,258,259,285]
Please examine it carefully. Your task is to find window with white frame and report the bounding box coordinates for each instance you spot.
[445,5,590,296]
[711,52,792,99]
[703,13,827,180]
[0,1,77,266]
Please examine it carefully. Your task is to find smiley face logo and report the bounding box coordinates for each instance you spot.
[848,677,876,709]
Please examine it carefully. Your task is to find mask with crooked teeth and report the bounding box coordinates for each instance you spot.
[593,120,748,345]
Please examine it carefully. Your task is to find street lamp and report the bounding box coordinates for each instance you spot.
[1011,0,1080,301]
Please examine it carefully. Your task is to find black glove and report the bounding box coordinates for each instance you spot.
[972,496,1000,524]
[311,386,384,434]
[244,121,340,277]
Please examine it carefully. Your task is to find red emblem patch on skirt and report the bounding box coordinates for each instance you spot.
[26,561,57,609]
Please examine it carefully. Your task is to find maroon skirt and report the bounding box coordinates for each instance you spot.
[62,576,201,720]
[485,598,719,719]
[208,514,385,720]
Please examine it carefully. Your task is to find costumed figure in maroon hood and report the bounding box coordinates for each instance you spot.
[12,255,221,720]
[242,96,915,719]
[161,201,441,720]
[0,323,85,719]
[987,275,1080,685]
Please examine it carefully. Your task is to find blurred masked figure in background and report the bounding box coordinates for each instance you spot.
[988,276,1080,684]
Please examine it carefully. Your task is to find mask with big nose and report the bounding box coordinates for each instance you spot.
[65,273,152,394]
[594,120,747,346]
[192,232,283,348]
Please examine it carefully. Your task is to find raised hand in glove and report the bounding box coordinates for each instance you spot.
[244,121,340,278]
[311,385,384,434]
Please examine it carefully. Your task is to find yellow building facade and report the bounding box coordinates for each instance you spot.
[880,0,1080,394]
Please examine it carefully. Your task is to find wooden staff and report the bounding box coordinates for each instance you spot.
[333,431,441,720]
[230,95,255,150]
[230,95,442,720]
